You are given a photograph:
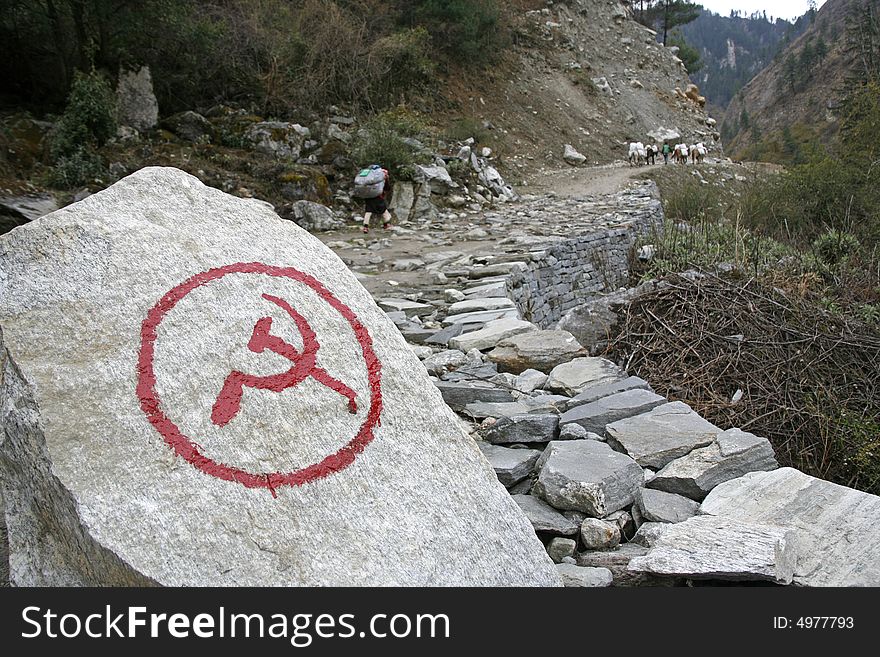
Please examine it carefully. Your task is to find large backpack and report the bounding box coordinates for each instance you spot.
[352,166,386,199]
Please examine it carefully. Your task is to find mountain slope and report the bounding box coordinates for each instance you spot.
[678,9,811,111]
[722,0,875,161]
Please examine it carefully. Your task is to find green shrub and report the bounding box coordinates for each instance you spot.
[812,229,860,266]
[445,117,491,144]
[400,0,506,66]
[50,70,117,161]
[48,148,105,188]
[350,110,430,174]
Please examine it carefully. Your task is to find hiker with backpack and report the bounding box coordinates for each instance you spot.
[353,164,392,233]
[662,142,671,165]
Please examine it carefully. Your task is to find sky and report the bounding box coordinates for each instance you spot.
[698,0,828,21]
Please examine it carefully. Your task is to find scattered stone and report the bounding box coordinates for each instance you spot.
[533,441,644,517]
[604,509,635,540]
[464,281,507,298]
[0,166,559,586]
[478,444,541,487]
[556,564,613,587]
[547,538,577,564]
[409,344,433,360]
[580,518,621,550]
[605,402,721,469]
[563,144,587,166]
[559,389,666,434]
[512,495,579,536]
[393,258,426,272]
[558,423,590,441]
[449,318,537,352]
[377,298,434,317]
[567,376,652,408]
[488,330,584,374]
[485,414,559,444]
[442,308,520,326]
[630,522,670,548]
[701,468,880,586]
[434,381,515,412]
[576,544,673,587]
[627,515,797,584]
[424,323,463,347]
[515,368,548,394]
[649,428,778,500]
[636,488,699,523]
[464,401,532,420]
[448,297,515,314]
[422,350,468,376]
[546,357,623,396]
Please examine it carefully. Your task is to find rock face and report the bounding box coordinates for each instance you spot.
[245,121,308,159]
[605,402,721,469]
[487,330,583,374]
[533,441,643,517]
[701,468,880,586]
[650,428,778,500]
[116,66,159,132]
[627,515,798,584]
[0,166,559,587]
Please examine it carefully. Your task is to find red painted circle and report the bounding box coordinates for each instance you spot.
[137,262,383,493]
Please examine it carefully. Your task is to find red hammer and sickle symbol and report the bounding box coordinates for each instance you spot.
[211,293,358,426]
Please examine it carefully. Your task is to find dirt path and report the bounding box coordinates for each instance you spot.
[526,161,665,197]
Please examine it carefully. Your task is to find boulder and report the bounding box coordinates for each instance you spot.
[627,515,798,584]
[116,66,158,132]
[485,414,560,444]
[245,121,308,159]
[515,369,548,394]
[443,308,520,326]
[630,522,670,548]
[605,401,721,469]
[559,389,666,434]
[566,376,652,409]
[422,349,468,377]
[434,381,515,412]
[289,200,345,232]
[463,401,532,420]
[701,468,880,586]
[546,357,623,396]
[556,564,613,587]
[412,165,456,193]
[512,495,579,536]
[488,330,584,374]
[447,297,515,314]
[580,518,621,550]
[635,488,699,524]
[478,443,541,487]
[0,166,558,586]
[533,441,643,517]
[546,538,577,564]
[162,111,213,142]
[647,127,680,144]
[563,144,587,166]
[376,298,434,317]
[649,428,778,500]
[424,323,463,347]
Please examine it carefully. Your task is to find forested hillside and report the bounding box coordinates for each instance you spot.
[678,8,812,109]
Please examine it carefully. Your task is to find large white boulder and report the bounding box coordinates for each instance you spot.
[0,167,559,587]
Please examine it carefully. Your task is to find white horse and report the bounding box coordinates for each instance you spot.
[690,142,707,164]
[628,142,647,167]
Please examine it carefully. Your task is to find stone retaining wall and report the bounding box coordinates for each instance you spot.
[505,185,663,327]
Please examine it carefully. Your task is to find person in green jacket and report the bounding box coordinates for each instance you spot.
[662,142,671,165]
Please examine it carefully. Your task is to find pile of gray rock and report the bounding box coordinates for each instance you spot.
[368,183,880,588]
